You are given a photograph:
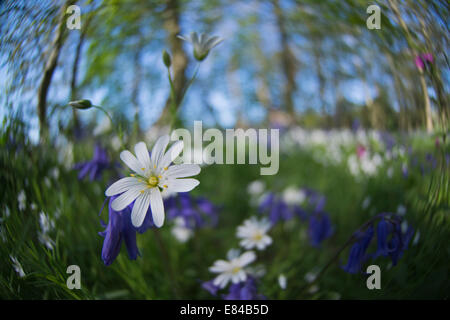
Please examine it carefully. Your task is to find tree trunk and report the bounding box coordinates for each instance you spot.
[273,0,296,117]
[131,48,142,136]
[157,0,188,127]
[37,0,74,141]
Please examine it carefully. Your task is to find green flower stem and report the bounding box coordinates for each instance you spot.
[295,214,386,297]
[91,105,125,150]
[166,63,201,131]
[153,228,180,298]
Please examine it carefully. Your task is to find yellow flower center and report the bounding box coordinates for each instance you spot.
[148,176,159,187]
[252,232,263,241]
[232,266,241,274]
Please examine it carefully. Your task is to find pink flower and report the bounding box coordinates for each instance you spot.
[415,53,433,70]
[435,137,440,148]
[415,56,425,70]
[357,145,366,159]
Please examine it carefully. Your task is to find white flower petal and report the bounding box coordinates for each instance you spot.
[150,187,165,227]
[134,142,151,171]
[238,270,247,282]
[120,150,146,175]
[105,177,145,196]
[209,260,230,273]
[131,190,151,227]
[151,135,170,168]
[166,178,199,193]
[238,251,256,267]
[159,140,184,170]
[214,273,231,289]
[165,164,201,179]
[111,186,144,211]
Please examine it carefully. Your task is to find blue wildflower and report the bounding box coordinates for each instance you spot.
[165,193,219,229]
[308,211,333,247]
[258,193,293,224]
[201,280,220,296]
[351,119,361,132]
[223,276,265,300]
[373,218,392,258]
[380,132,395,151]
[342,224,374,274]
[99,195,154,266]
[389,223,414,266]
[74,144,111,181]
[343,214,414,274]
[342,242,363,274]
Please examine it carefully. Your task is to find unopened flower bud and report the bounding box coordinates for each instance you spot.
[163,50,172,68]
[69,99,92,110]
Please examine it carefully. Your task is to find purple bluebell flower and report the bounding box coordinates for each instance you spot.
[223,276,265,300]
[74,144,111,181]
[351,119,361,132]
[202,280,220,296]
[308,211,333,247]
[373,218,392,258]
[380,132,395,151]
[165,193,219,229]
[343,214,414,274]
[258,192,275,213]
[389,223,414,266]
[425,153,437,169]
[258,193,293,224]
[293,205,308,221]
[342,224,374,274]
[342,242,363,274]
[99,196,156,265]
[402,165,409,178]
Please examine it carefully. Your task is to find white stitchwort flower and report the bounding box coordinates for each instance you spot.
[237,217,272,250]
[178,32,223,61]
[247,180,265,196]
[17,190,26,211]
[278,274,287,290]
[282,187,306,206]
[1,205,11,222]
[171,217,193,243]
[38,212,55,250]
[105,136,201,228]
[10,255,25,278]
[362,196,371,209]
[397,204,406,216]
[305,271,318,283]
[209,250,256,288]
[50,167,60,180]
[39,212,55,234]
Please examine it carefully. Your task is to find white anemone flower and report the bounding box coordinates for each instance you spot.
[209,250,256,288]
[237,217,272,250]
[178,32,223,61]
[105,136,200,228]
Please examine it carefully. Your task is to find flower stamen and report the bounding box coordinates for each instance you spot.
[148,176,159,187]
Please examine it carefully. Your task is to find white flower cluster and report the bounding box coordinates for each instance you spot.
[38,212,56,250]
